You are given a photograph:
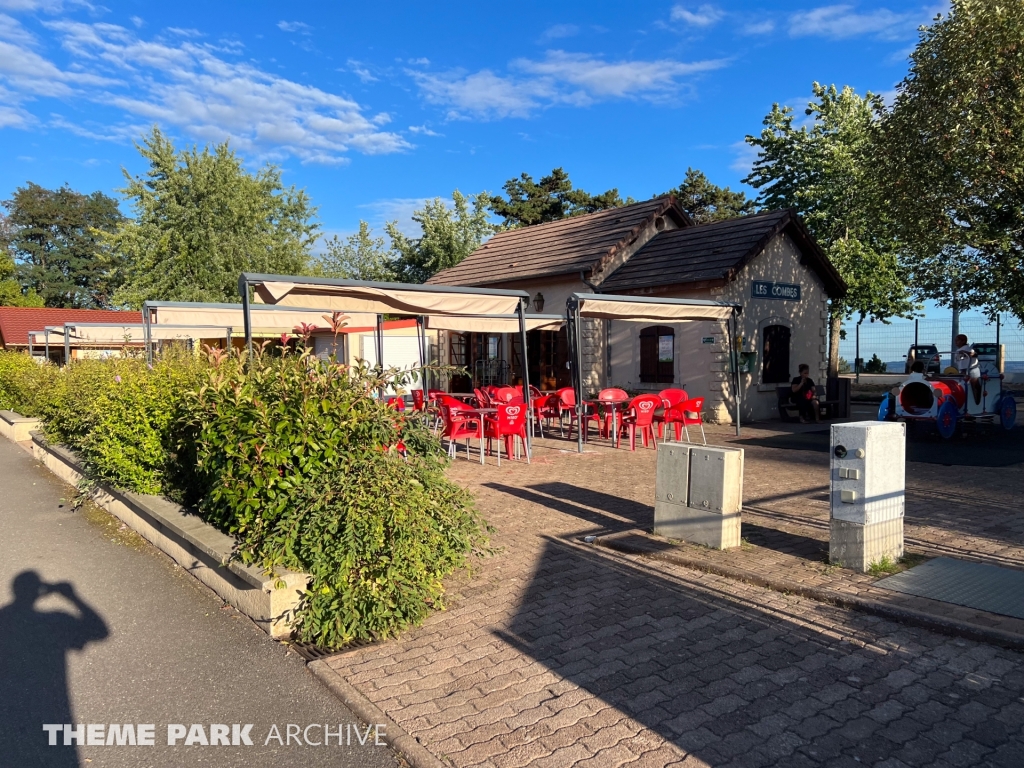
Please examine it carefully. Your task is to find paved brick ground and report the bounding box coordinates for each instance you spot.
[324,422,1024,767]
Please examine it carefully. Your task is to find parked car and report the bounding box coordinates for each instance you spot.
[904,344,941,374]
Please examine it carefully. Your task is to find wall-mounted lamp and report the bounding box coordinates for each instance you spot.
[533,292,545,312]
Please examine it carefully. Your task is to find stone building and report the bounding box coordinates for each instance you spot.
[428,196,845,422]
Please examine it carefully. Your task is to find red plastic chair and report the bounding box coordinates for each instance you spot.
[441,404,482,460]
[411,389,425,411]
[654,388,688,436]
[663,397,706,444]
[531,393,560,438]
[620,394,662,451]
[386,396,406,411]
[473,387,490,408]
[484,403,530,465]
[494,386,519,403]
[555,387,582,439]
[594,388,629,439]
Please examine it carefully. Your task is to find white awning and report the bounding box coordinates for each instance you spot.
[145,302,374,333]
[245,274,529,318]
[571,293,738,322]
[63,324,232,343]
[425,314,564,333]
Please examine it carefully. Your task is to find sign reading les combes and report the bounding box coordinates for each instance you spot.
[752,281,801,301]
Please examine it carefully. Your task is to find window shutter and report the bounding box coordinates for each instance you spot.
[640,334,658,382]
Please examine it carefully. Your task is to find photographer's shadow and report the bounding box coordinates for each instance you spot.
[0,570,109,766]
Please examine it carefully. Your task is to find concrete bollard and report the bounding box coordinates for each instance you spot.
[829,420,906,571]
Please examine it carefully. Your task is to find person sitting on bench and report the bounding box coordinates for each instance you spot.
[790,364,820,423]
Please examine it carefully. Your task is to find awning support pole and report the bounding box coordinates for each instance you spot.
[240,276,253,358]
[416,316,426,392]
[64,325,70,367]
[45,330,50,363]
[569,300,585,454]
[731,310,742,437]
[144,305,153,365]
[517,300,532,454]
[375,313,384,397]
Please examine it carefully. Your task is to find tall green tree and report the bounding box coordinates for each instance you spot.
[1,183,123,308]
[108,127,318,307]
[744,84,916,375]
[488,167,626,228]
[387,191,494,283]
[314,221,397,282]
[0,215,42,307]
[662,168,755,224]
[875,0,1024,320]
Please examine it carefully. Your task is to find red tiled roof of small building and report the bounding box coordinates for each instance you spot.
[0,307,142,347]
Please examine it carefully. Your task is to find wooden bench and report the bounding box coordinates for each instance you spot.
[777,384,842,421]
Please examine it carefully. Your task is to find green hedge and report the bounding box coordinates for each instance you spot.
[180,347,488,647]
[0,345,488,648]
[39,349,209,496]
[0,350,57,416]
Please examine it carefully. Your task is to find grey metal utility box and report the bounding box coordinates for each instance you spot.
[654,442,742,549]
[829,420,905,571]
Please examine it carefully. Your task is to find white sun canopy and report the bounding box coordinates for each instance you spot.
[143,301,369,332]
[243,273,529,318]
[566,292,743,451]
[572,293,738,322]
[425,314,564,334]
[62,323,232,344]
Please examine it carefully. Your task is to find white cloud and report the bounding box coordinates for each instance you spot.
[0,12,38,46]
[788,5,925,40]
[410,50,728,119]
[408,124,441,137]
[358,197,435,237]
[347,59,377,83]
[670,4,725,27]
[0,20,409,164]
[730,139,759,175]
[407,57,429,66]
[277,20,311,34]
[540,23,579,40]
[741,19,776,35]
[129,15,142,28]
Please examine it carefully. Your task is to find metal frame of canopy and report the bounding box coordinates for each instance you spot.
[27,330,46,358]
[142,300,336,364]
[565,292,744,453]
[237,273,537,448]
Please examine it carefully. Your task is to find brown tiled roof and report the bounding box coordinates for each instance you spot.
[600,209,846,297]
[428,197,686,287]
[0,307,142,347]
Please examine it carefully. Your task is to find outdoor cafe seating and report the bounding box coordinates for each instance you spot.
[431,382,709,462]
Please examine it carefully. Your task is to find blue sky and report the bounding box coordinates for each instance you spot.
[0,0,946,238]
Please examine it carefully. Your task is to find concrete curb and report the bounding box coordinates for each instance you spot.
[596,530,1024,652]
[308,660,449,768]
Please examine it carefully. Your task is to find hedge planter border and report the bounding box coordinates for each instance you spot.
[2,417,308,639]
[0,409,41,442]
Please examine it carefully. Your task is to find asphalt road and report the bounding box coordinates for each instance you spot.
[0,436,398,768]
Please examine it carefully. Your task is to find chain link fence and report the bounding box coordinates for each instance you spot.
[838,314,1024,374]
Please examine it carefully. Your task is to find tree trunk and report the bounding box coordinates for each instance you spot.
[828,312,842,378]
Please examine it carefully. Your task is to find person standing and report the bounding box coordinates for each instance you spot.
[790,363,820,423]
[953,334,982,403]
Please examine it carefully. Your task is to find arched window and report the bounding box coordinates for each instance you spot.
[640,325,674,383]
[762,324,791,384]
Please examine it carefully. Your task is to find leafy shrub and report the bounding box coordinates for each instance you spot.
[864,354,888,374]
[40,348,209,495]
[180,347,488,647]
[0,350,57,416]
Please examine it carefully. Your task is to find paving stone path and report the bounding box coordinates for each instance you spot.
[324,424,1024,767]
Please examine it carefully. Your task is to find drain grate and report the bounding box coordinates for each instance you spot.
[876,557,1024,620]
[286,636,381,662]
